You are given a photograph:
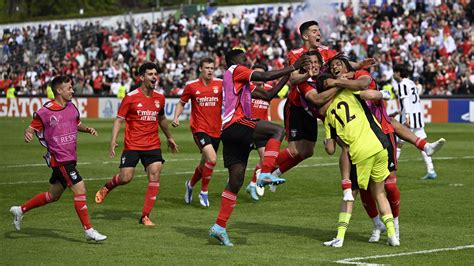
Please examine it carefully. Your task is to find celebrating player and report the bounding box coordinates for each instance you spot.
[10,76,107,242]
[94,62,178,226]
[208,49,308,246]
[393,64,440,180]
[245,64,290,201]
[172,57,222,207]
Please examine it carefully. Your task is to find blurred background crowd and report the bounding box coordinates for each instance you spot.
[0,0,472,97]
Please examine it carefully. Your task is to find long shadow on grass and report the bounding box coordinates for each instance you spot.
[90,208,140,222]
[4,228,85,243]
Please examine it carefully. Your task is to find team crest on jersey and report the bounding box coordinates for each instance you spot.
[213,86,219,94]
[70,171,77,180]
[154,100,160,109]
[49,115,59,127]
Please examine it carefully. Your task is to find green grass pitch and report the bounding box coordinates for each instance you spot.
[1,117,473,264]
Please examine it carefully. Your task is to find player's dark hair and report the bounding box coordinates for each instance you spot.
[394,64,409,78]
[299,20,319,36]
[304,50,323,66]
[326,53,355,74]
[50,75,72,96]
[252,63,268,72]
[199,57,214,68]
[225,49,245,68]
[316,72,335,93]
[138,62,159,75]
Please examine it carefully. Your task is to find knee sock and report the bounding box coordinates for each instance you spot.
[142,181,160,218]
[274,148,303,174]
[336,212,352,239]
[189,166,203,188]
[385,175,400,218]
[74,194,92,230]
[105,174,121,191]
[261,138,281,174]
[21,192,53,213]
[381,214,396,238]
[201,161,216,192]
[216,190,237,228]
[421,151,434,173]
[415,137,427,151]
[359,189,379,218]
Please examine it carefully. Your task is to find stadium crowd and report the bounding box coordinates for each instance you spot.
[0,0,472,97]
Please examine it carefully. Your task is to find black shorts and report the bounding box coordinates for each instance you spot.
[284,103,318,142]
[119,149,164,169]
[349,157,360,190]
[221,122,254,168]
[51,162,83,188]
[386,132,397,172]
[193,132,220,152]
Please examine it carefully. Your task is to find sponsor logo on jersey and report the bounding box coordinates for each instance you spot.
[196,90,201,95]
[196,96,219,107]
[138,103,143,107]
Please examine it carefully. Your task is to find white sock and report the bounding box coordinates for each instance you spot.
[421,151,434,173]
[396,147,402,161]
[373,215,384,229]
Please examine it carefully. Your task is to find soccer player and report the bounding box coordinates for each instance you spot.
[94,62,178,226]
[393,64,439,180]
[10,76,107,242]
[272,20,374,180]
[320,76,400,248]
[172,57,222,207]
[245,64,290,201]
[325,54,445,242]
[208,49,308,246]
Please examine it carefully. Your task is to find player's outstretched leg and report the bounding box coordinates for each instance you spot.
[424,138,446,156]
[95,174,121,204]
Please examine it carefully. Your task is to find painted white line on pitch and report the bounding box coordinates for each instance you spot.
[335,244,474,265]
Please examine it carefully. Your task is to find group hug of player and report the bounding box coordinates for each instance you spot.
[10,20,445,247]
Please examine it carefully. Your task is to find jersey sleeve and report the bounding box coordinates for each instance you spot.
[29,114,43,132]
[233,65,254,93]
[117,95,131,119]
[180,84,192,104]
[288,50,297,65]
[298,82,315,98]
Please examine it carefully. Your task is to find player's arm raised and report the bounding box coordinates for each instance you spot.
[251,75,290,101]
[250,55,309,82]
[109,117,124,158]
[324,74,371,91]
[158,114,179,153]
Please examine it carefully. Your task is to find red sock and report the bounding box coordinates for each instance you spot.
[415,137,427,151]
[189,166,202,187]
[385,175,400,218]
[201,161,216,192]
[251,163,261,183]
[74,194,92,230]
[105,174,121,191]
[261,138,281,173]
[341,179,352,190]
[216,190,237,228]
[275,148,303,174]
[21,192,53,213]
[359,189,379,218]
[142,181,160,217]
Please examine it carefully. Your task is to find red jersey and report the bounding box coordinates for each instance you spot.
[117,88,165,150]
[287,45,337,107]
[29,100,81,167]
[250,82,272,121]
[354,70,394,134]
[180,78,223,138]
[222,65,255,129]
